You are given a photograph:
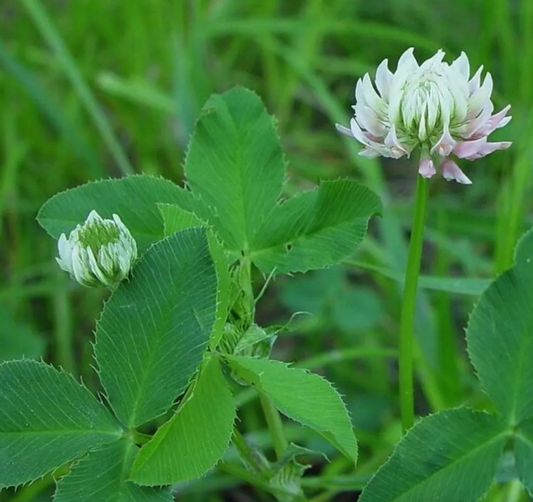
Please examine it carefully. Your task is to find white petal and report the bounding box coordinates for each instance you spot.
[450,51,470,79]
[360,74,384,112]
[358,147,382,158]
[87,246,109,285]
[357,105,387,137]
[375,59,393,101]
[335,124,355,138]
[397,47,419,72]
[468,66,483,93]
[384,125,409,158]
[467,72,493,120]
[430,124,457,157]
[419,158,436,178]
[442,159,472,184]
[86,210,103,224]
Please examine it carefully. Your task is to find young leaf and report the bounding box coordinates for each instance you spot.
[130,356,236,485]
[514,418,533,496]
[467,262,533,424]
[184,86,285,251]
[54,439,172,502]
[251,180,382,274]
[359,409,506,502]
[37,175,195,252]
[158,203,206,235]
[95,228,218,427]
[158,203,232,348]
[0,360,121,488]
[225,355,357,462]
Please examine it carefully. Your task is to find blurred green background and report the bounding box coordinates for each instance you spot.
[1,0,532,500]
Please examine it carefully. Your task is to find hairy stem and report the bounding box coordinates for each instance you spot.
[259,391,289,459]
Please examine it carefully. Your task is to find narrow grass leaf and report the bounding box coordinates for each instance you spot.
[130,357,235,485]
[184,86,285,251]
[359,409,506,502]
[252,180,381,273]
[95,228,217,427]
[0,39,102,177]
[37,175,195,252]
[0,360,121,488]
[20,0,134,175]
[225,355,357,462]
[54,439,172,502]
[467,263,533,424]
[345,260,490,296]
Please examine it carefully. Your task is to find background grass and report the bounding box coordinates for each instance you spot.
[1,0,533,500]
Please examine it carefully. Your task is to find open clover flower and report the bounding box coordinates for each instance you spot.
[56,210,137,288]
[336,48,512,184]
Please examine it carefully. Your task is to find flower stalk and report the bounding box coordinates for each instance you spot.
[399,174,429,431]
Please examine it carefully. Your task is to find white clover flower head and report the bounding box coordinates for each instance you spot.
[336,48,512,184]
[56,210,137,288]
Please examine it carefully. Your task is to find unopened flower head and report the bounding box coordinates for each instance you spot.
[56,210,137,288]
[336,48,512,184]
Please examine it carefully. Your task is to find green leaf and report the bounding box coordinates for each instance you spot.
[467,262,533,424]
[54,439,172,502]
[225,355,357,462]
[359,409,506,502]
[158,203,232,348]
[158,203,206,235]
[130,356,235,485]
[0,360,121,488]
[251,180,381,274]
[95,228,218,427]
[0,304,45,362]
[514,227,533,267]
[184,86,285,251]
[37,175,195,252]
[514,418,533,496]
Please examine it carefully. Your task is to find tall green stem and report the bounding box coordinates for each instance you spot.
[399,174,429,432]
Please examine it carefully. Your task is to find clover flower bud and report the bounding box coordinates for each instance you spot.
[56,210,137,288]
[336,48,512,184]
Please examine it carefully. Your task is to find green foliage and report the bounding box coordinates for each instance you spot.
[467,257,533,425]
[95,228,218,427]
[130,356,235,485]
[359,409,507,502]
[171,87,381,274]
[6,0,533,499]
[184,86,286,252]
[158,203,232,348]
[37,176,194,252]
[251,179,381,274]
[514,418,533,496]
[514,226,533,267]
[0,359,121,488]
[225,355,357,462]
[364,228,533,499]
[54,440,172,502]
